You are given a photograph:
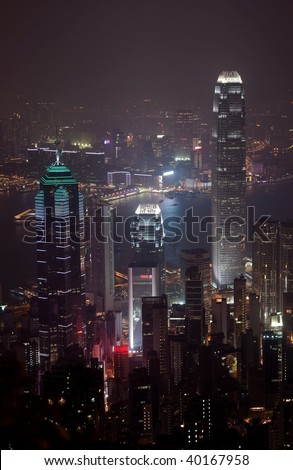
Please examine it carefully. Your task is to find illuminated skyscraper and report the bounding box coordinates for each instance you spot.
[128,204,164,350]
[212,71,246,288]
[252,219,293,326]
[280,221,293,308]
[252,219,279,326]
[36,147,85,367]
[282,293,293,383]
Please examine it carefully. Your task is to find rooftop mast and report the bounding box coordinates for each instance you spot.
[54,126,62,165]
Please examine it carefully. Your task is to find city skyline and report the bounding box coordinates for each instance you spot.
[1,69,293,447]
[1,1,293,451]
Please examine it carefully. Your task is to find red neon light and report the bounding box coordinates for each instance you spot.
[114,345,128,354]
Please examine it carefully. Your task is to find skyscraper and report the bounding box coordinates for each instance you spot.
[211,71,246,288]
[178,248,212,327]
[185,266,204,346]
[252,219,279,326]
[211,298,228,344]
[280,221,293,309]
[128,204,164,350]
[174,110,194,161]
[109,344,129,405]
[234,274,247,345]
[252,219,293,327]
[141,295,169,374]
[282,293,293,383]
[85,196,115,313]
[35,149,85,367]
[262,330,280,407]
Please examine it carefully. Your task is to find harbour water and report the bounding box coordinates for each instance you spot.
[0,180,292,302]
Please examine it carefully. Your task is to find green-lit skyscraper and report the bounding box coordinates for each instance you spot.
[36,148,85,367]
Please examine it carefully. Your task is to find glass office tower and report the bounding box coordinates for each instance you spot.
[128,204,164,350]
[36,161,85,367]
[211,71,246,288]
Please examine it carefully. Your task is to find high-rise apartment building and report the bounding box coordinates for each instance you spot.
[128,367,158,445]
[262,330,280,407]
[113,345,129,382]
[282,293,293,383]
[252,219,279,326]
[252,219,293,327]
[35,152,85,366]
[280,221,293,304]
[211,71,246,288]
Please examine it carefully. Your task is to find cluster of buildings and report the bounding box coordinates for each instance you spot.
[1,72,293,449]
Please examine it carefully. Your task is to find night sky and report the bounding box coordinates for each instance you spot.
[1,0,293,109]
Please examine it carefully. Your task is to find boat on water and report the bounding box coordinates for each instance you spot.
[14,208,35,223]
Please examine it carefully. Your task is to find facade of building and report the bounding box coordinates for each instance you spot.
[142,295,169,374]
[185,266,204,346]
[35,160,85,366]
[211,298,228,343]
[234,274,247,345]
[283,293,293,384]
[211,71,246,288]
[280,221,293,308]
[252,219,279,326]
[85,196,115,312]
[128,204,164,350]
[252,219,293,328]
[128,264,159,351]
[174,110,194,161]
[178,248,212,326]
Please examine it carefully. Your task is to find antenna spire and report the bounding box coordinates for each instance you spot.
[55,126,62,165]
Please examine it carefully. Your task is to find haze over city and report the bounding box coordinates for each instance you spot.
[1,0,293,108]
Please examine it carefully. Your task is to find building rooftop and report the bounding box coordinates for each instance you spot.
[135,203,161,215]
[217,71,242,84]
[40,164,78,186]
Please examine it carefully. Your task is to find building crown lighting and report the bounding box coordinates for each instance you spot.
[217,71,242,84]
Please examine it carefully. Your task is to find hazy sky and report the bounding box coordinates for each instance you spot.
[1,0,293,109]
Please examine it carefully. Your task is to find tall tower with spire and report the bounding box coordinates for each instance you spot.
[35,140,85,367]
[211,71,246,288]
